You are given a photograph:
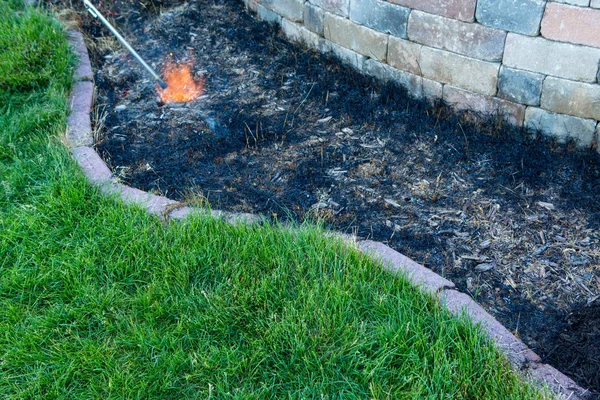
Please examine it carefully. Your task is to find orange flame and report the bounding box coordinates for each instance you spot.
[158,61,204,103]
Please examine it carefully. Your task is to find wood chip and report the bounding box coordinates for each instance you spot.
[475,262,495,272]
[317,116,332,124]
[537,201,555,211]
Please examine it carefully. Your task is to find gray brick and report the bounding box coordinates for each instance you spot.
[593,0,600,8]
[309,0,349,17]
[349,0,410,39]
[258,5,282,24]
[389,67,443,102]
[262,0,304,22]
[541,77,600,121]
[443,85,526,127]
[439,290,541,366]
[408,10,506,62]
[476,0,545,36]
[504,33,600,82]
[362,59,392,81]
[525,107,597,147]
[281,19,320,49]
[528,363,589,400]
[360,240,455,293]
[497,67,544,106]
[318,38,366,71]
[552,0,589,6]
[304,3,324,35]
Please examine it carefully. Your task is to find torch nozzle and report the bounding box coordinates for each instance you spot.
[83,0,167,91]
[157,79,168,90]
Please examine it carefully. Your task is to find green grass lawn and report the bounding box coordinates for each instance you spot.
[0,1,549,398]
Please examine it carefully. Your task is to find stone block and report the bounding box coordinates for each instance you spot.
[542,3,600,49]
[69,81,94,113]
[541,77,600,121]
[408,11,505,62]
[438,290,541,366]
[102,184,179,218]
[68,31,94,82]
[257,4,282,24]
[443,85,526,126]
[387,0,476,22]
[387,36,422,75]
[66,110,93,147]
[420,47,500,96]
[304,3,324,35]
[476,0,545,36]
[309,0,349,17]
[388,67,443,102]
[593,0,600,8]
[318,38,366,71]
[362,59,392,81]
[71,146,112,184]
[497,66,544,106]
[282,19,320,49]
[359,240,455,293]
[551,0,589,6]
[349,0,410,38]
[422,78,444,102]
[262,0,304,22]
[243,0,260,12]
[503,33,600,82]
[74,54,94,82]
[323,13,389,61]
[525,107,597,147]
[528,363,588,400]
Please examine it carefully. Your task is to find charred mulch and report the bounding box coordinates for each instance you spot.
[57,0,600,395]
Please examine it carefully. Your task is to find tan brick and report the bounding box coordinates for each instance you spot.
[387,36,422,74]
[323,13,388,61]
[541,77,600,121]
[407,11,506,62]
[542,3,600,49]
[504,33,600,82]
[387,0,476,22]
[421,47,499,95]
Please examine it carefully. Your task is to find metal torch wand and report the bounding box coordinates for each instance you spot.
[82,0,168,89]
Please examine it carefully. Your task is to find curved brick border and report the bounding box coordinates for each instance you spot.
[66,28,589,399]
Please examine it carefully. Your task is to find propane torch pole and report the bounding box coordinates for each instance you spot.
[83,0,168,89]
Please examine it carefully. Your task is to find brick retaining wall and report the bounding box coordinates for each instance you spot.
[243,0,600,149]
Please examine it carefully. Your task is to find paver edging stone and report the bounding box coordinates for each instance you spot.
[65,27,589,400]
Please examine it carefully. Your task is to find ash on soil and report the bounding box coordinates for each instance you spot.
[59,0,600,394]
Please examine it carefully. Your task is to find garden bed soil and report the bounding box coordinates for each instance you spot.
[54,0,600,395]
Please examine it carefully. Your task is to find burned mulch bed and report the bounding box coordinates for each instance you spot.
[60,0,600,395]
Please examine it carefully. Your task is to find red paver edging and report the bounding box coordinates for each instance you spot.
[65,28,589,399]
